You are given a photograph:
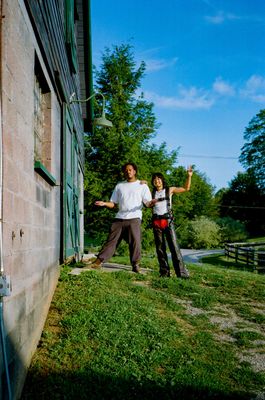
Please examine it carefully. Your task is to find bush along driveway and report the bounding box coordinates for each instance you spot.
[22,261,265,400]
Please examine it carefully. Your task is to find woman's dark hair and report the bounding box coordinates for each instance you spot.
[122,162,138,174]
[151,173,167,189]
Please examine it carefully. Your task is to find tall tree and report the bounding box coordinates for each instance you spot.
[239,109,265,191]
[84,44,176,238]
[217,170,265,236]
[84,44,217,247]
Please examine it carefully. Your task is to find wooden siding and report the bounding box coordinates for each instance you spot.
[76,0,94,129]
[24,0,87,166]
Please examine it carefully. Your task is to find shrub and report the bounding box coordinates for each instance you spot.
[216,217,248,243]
[179,216,222,249]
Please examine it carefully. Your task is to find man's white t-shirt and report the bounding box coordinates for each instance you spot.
[110,180,151,220]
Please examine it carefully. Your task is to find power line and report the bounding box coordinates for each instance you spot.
[179,154,238,160]
[219,205,265,210]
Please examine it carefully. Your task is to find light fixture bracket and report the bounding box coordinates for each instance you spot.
[69,91,113,128]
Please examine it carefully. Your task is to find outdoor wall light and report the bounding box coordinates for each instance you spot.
[69,92,113,128]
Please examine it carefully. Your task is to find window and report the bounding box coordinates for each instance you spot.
[34,78,51,168]
[65,0,78,73]
[34,57,56,186]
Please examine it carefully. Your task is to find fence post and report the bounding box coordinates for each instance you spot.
[257,251,265,271]
[225,241,265,272]
[246,249,249,266]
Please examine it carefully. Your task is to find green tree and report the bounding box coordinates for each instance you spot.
[239,109,265,190]
[84,44,217,250]
[215,217,248,243]
[167,166,217,228]
[84,44,176,240]
[216,170,265,236]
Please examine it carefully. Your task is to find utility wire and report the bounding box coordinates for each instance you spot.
[179,154,238,160]
[219,205,265,210]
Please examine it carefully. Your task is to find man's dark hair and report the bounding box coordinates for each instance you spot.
[122,162,138,174]
[151,172,167,189]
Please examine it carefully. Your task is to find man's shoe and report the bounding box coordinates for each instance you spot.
[87,256,97,264]
[132,264,140,273]
[82,258,102,271]
[81,257,97,270]
[90,259,102,269]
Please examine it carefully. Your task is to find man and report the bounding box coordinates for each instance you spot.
[87,163,152,273]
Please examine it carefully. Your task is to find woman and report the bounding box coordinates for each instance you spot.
[150,167,192,277]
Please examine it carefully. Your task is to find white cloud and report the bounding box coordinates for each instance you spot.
[205,11,240,25]
[213,77,235,96]
[137,48,178,72]
[145,86,214,110]
[140,75,265,111]
[240,75,265,103]
[144,57,178,72]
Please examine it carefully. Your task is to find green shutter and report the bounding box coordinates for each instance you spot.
[65,0,77,73]
[63,105,80,259]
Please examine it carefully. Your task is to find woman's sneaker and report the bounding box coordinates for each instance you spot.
[132,264,140,273]
[180,267,190,278]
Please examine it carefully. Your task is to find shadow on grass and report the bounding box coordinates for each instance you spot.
[200,254,258,273]
[21,369,252,400]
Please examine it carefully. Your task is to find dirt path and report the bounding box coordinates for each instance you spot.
[69,249,224,275]
[182,249,224,264]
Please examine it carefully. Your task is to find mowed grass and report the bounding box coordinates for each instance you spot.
[22,260,265,400]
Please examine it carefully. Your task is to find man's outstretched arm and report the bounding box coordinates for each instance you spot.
[95,200,116,209]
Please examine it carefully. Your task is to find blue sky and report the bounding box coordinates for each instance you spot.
[91,0,265,191]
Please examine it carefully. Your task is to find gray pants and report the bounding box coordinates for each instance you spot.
[98,218,141,266]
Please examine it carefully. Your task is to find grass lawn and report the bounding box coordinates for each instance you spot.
[21,258,265,400]
[201,253,256,272]
[202,249,265,274]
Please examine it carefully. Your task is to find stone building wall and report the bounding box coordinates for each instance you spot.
[0,0,61,398]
